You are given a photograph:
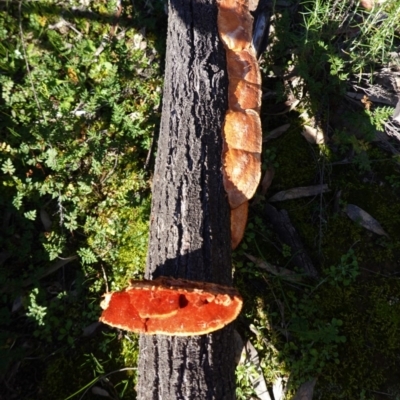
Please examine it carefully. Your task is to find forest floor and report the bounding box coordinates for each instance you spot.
[234,1,400,399]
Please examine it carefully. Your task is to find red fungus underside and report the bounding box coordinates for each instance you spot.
[100,277,243,336]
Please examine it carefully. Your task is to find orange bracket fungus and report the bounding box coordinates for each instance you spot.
[230,200,249,250]
[99,277,243,336]
[217,0,263,249]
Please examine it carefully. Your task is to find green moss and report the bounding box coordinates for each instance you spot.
[39,354,88,400]
[312,278,400,399]
[261,123,400,273]
[236,110,400,398]
[269,124,318,191]
[237,272,400,399]
[111,200,150,289]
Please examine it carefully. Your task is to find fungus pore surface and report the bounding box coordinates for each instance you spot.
[99,277,243,336]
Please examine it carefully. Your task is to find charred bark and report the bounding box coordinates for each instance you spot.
[137,0,236,399]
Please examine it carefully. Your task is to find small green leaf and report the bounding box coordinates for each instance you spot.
[24,210,37,221]
[78,247,98,265]
[1,158,15,175]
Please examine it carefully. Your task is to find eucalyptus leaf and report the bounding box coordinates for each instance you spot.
[82,322,102,337]
[301,125,327,144]
[261,165,275,195]
[269,184,330,202]
[91,386,111,397]
[263,123,290,142]
[292,378,317,400]
[245,254,303,282]
[40,208,52,231]
[345,204,389,237]
[393,99,400,123]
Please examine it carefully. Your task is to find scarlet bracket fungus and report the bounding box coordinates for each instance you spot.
[222,146,261,209]
[231,200,248,250]
[217,0,263,248]
[99,277,243,336]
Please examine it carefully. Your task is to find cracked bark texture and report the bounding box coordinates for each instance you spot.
[137,0,236,399]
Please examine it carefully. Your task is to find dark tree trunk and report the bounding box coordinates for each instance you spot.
[137,0,236,398]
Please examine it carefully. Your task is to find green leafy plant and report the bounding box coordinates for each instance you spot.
[235,361,259,400]
[0,0,165,396]
[263,147,279,169]
[385,174,400,190]
[25,288,47,326]
[323,249,360,286]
